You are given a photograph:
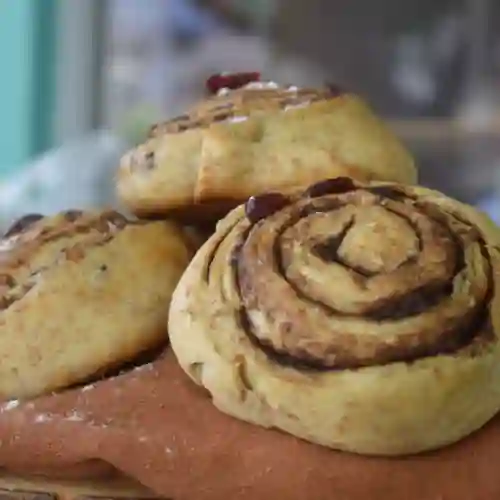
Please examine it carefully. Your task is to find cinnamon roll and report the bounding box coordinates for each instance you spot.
[0,209,195,399]
[117,73,417,222]
[168,177,500,456]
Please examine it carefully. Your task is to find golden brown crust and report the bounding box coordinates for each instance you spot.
[168,178,500,456]
[116,83,417,222]
[0,209,195,400]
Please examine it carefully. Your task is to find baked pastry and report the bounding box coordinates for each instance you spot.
[168,176,500,456]
[0,209,195,400]
[116,73,417,222]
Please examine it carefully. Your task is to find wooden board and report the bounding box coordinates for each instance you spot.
[0,472,163,500]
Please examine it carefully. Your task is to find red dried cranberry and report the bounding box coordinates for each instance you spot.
[304,177,357,198]
[4,213,44,238]
[326,82,344,98]
[245,193,289,223]
[206,72,261,95]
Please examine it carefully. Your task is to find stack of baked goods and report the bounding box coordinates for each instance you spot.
[0,72,499,500]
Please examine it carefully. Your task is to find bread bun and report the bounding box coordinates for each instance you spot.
[117,78,417,222]
[0,209,194,399]
[168,177,500,456]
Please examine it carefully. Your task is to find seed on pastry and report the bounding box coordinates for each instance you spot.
[169,177,500,456]
[0,209,195,400]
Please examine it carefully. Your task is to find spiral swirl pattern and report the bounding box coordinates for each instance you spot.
[169,178,500,455]
[229,181,494,370]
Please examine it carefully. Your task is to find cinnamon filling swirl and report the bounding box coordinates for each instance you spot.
[221,179,494,371]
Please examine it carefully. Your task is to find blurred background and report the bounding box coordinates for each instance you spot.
[0,0,499,229]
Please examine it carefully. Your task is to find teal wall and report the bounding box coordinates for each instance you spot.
[0,0,57,176]
[32,0,57,157]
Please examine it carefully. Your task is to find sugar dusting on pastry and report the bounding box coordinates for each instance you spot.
[0,399,19,412]
[243,81,280,90]
[284,101,311,111]
[228,115,249,123]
